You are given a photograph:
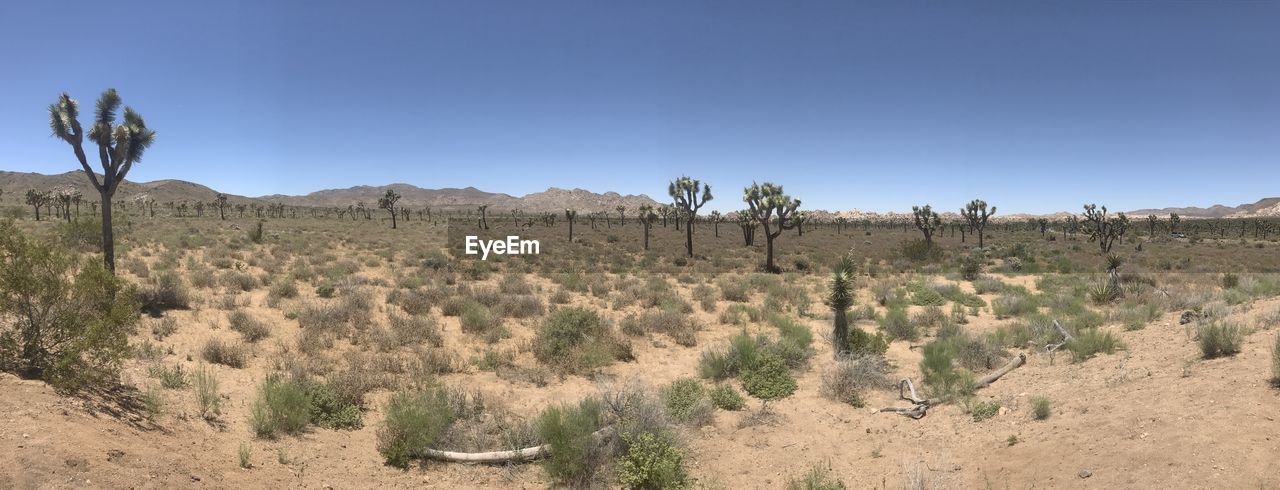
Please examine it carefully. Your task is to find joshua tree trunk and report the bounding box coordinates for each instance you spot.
[765,234,776,272]
[832,307,848,360]
[99,188,116,271]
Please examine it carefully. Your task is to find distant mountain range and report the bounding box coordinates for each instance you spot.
[2,170,1277,218]
[0,171,658,214]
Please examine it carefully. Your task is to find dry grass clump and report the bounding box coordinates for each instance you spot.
[228,311,271,342]
[620,310,702,346]
[202,338,249,368]
[534,307,632,374]
[821,354,893,407]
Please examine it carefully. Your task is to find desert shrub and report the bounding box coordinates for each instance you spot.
[741,354,797,407]
[911,305,949,333]
[251,375,312,438]
[268,277,299,301]
[661,378,712,426]
[1116,301,1161,331]
[1222,273,1240,290]
[387,312,442,348]
[537,398,606,486]
[1270,335,1280,388]
[305,380,363,430]
[692,283,718,312]
[992,293,1038,318]
[221,270,259,292]
[919,341,972,398]
[386,288,433,316]
[709,384,745,411]
[846,304,878,322]
[958,253,984,281]
[148,363,189,389]
[969,400,1000,422]
[499,274,534,295]
[534,307,629,374]
[228,311,270,342]
[150,316,178,339]
[0,222,139,389]
[136,271,191,316]
[972,276,1017,295]
[717,278,751,302]
[878,306,917,341]
[698,331,763,380]
[847,327,890,357]
[823,355,889,407]
[785,461,846,490]
[899,239,942,262]
[719,303,763,325]
[201,338,248,368]
[57,217,104,251]
[497,294,545,318]
[1031,396,1052,420]
[768,315,815,369]
[460,301,507,342]
[193,365,221,420]
[936,325,1007,371]
[377,387,456,468]
[1199,321,1244,358]
[616,430,688,490]
[1067,327,1123,362]
[908,283,947,306]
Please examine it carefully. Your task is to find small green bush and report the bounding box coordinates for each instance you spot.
[1199,321,1244,358]
[878,306,917,341]
[228,311,270,342]
[250,375,312,438]
[741,354,797,406]
[459,301,507,342]
[537,398,605,486]
[785,461,846,490]
[137,271,191,316]
[969,400,1000,421]
[697,330,763,380]
[616,431,688,490]
[847,327,889,357]
[709,384,745,411]
[148,363,189,389]
[662,378,712,425]
[1067,328,1123,362]
[920,341,973,398]
[201,338,248,368]
[534,307,628,374]
[193,365,221,420]
[377,387,456,468]
[306,381,363,430]
[1031,396,1051,420]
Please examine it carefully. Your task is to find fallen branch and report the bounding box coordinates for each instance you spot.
[879,352,1026,419]
[420,426,616,464]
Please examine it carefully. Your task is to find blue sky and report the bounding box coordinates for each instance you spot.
[1,1,1277,213]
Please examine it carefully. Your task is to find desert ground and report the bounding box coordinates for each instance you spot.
[2,206,1280,489]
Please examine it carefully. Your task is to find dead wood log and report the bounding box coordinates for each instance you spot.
[879,352,1026,419]
[420,426,616,464]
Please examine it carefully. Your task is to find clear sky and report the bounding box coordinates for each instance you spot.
[1,1,1276,213]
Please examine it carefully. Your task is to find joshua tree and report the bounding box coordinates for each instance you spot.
[25,189,51,221]
[1169,213,1181,234]
[1147,214,1158,237]
[1081,204,1129,254]
[215,193,229,220]
[825,256,856,360]
[637,204,656,250]
[793,211,809,236]
[835,217,848,235]
[616,205,626,226]
[48,89,156,272]
[477,205,489,230]
[743,182,801,272]
[911,204,941,244]
[709,210,722,237]
[51,186,80,221]
[378,189,401,229]
[565,209,577,242]
[960,199,996,248]
[668,176,713,257]
[658,205,671,227]
[737,211,757,246]
[1036,218,1049,238]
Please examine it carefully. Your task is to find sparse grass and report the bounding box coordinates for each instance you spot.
[377,387,456,468]
[194,365,222,421]
[250,375,312,439]
[1031,396,1052,420]
[785,461,846,490]
[228,311,270,342]
[537,398,606,486]
[969,400,1000,421]
[821,354,892,407]
[533,307,630,374]
[148,363,189,389]
[1067,327,1123,362]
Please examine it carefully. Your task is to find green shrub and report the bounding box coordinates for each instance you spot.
[534,307,628,374]
[878,306,917,341]
[0,221,139,389]
[1031,396,1051,420]
[148,363,189,389]
[1067,327,1123,362]
[741,354,797,406]
[250,375,312,438]
[537,398,605,486]
[193,365,221,420]
[709,384,745,411]
[909,285,947,306]
[1199,321,1244,358]
[899,239,942,262]
[616,431,688,490]
[969,400,1000,421]
[621,310,702,347]
[919,341,972,398]
[306,381,363,430]
[768,315,814,369]
[377,387,456,468]
[459,301,506,342]
[697,331,763,380]
[847,327,889,357]
[661,378,711,425]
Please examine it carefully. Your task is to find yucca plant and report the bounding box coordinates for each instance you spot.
[825,256,857,359]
